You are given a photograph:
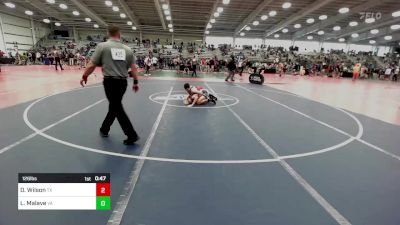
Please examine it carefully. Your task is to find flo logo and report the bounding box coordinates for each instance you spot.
[149,91,239,108]
[359,12,382,20]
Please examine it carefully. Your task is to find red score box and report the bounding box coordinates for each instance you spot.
[96,183,110,196]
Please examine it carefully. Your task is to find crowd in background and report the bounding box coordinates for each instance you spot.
[1,34,398,81]
[134,43,399,82]
[1,39,97,68]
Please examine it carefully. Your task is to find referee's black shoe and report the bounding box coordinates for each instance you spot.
[99,129,109,137]
[123,136,140,145]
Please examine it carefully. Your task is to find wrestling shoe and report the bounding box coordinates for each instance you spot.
[208,94,217,104]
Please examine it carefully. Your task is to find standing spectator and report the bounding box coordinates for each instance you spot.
[237,58,245,79]
[352,63,361,81]
[36,51,41,64]
[392,66,399,82]
[225,56,236,82]
[151,56,158,69]
[158,56,164,69]
[278,62,285,77]
[61,51,67,65]
[14,51,21,65]
[79,54,86,69]
[54,49,64,71]
[144,55,152,76]
[32,51,36,64]
[27,52,32,63]
[21,53,28,65]
[191,56,198,77]
[184,59,190,75]
[75,52,81,66]
[200,58,207,73]
[173,57,180,72]
[214,56,219,72]
[209,58,215,72]
[68,52,74,66]
[49,53,54,65]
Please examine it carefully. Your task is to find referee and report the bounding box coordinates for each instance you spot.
[80,25,140,145]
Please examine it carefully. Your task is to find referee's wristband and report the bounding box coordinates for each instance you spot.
[133,79,138,85]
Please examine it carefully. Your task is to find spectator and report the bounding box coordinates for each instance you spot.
[36,51,41,64]
[69,52,74,66]
[191,56,198,77]
[225,56,236,82]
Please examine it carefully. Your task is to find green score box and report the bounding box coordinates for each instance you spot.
[96,196,111,210]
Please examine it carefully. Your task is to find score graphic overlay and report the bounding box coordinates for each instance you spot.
[18,173,111,210]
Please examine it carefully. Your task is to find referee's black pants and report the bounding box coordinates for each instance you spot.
[100,79,138,139]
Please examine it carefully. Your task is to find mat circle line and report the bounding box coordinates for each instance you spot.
[23,83,363,164]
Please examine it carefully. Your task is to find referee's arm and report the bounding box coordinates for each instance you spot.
[80,60,97,86]
[81,45,102,86]
[131,63,139,93]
